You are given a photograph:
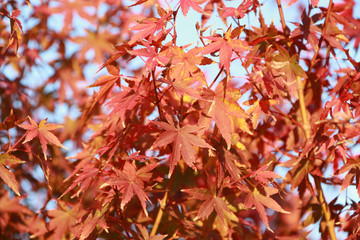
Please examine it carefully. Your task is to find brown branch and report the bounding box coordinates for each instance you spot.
[150,172,176,236]
[276,0,286,33]
[209,66,224,89]
[296,74,336,240]
[297,76,310,139]
[152,71,165,121]
[314,176,337,240]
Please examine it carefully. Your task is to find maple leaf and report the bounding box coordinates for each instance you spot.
[245,98,279,129]
[249,163,282,185]
[222,0,253,19]
[182,188,238,224]
[218,146,243,182]
[106,79,149,120]
[0,153,24,196]
[78,207,110,240]
[199,82,252,148]
[311,0,319,7]
[160,76,202,100]
[152,121,213,174]
[1,5,23,56]
[71,29,116,63]
[48,201,86,239]
[0,190,33,233]
[0,109,16,130]
[101,161,157,216]
[44,0,96,33]
[85,65,121,119]
[242,186,289,232]
[202,27,249,71]
[269,44,306,97]
[286,0,318,7]
[135,224,167,240]
[178,0,203,16]
[129,42,170,71]
[129,9,173,45]
[60,163,100,199]
[160,46,211,86]
[19,117,67,160]
[335,159,360,197]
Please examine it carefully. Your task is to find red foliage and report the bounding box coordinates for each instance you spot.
[1,0,360,239]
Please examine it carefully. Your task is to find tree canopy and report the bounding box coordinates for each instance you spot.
[1,0,360,239]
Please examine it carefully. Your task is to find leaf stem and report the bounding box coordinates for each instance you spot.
[209,66,224,89]
[8,130,27,152]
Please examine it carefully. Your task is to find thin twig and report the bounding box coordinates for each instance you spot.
[276,0,287,33]
[209,66,224,89]
[150,172,176,236]
[152,71,164,121]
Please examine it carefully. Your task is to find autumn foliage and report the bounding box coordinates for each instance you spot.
[1,0,360,239]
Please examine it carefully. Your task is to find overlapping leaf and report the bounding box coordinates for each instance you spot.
[0,153,24,196]
[101,161,157,216]
[202,27,250,71]
[182,188,237,224]
[152,121,213,174]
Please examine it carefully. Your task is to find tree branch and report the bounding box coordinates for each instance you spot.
[276,0,287,33]
[150,172,176,236]
[297,75,336,239]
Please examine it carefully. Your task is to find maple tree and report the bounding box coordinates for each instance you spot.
[1,0,360,239]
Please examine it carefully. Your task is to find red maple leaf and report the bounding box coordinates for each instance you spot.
[19,117,67,160]
[106,79,149,120]
[101,161,157,216]
[135,223,167,240]
[199,82,252,148]
[84,65,121,120]
[0,190,33,232]
[249,163,282,185]
[0,153,24,196]
[335,159,360,197]
[78,207,110,240]
[47,201,86,239]
[129,42,170,71]
[152,121,213,174]
[160,46,211,86]
[129,9,173,45]
[222,0,253,19]
[182,188,237,224]
[202,27,249,71]
[241,186,289,232]
[178,0,203,16]
[37,0,95,33]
